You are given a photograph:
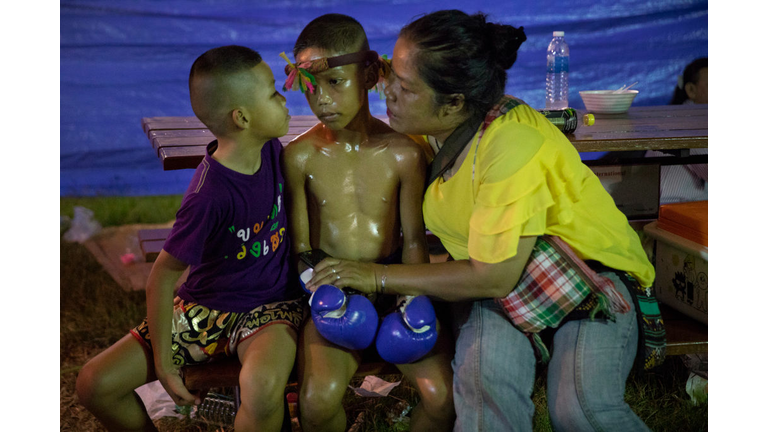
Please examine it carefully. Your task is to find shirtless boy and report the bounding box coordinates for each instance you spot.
[280,14,455,432]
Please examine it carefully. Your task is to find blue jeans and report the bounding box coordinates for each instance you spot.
[451,272,650,432]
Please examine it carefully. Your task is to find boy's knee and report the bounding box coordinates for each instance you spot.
[299,377,345,421]
[238,372,285,416]
[416,379,454,417]
[76,358,109,408]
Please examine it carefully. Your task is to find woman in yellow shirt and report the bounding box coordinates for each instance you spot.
[308,10,654,432]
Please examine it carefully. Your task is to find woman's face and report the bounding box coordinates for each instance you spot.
[385,37,454,138]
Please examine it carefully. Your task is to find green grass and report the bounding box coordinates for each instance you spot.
[60,196,707,431]
[61,195,183,228]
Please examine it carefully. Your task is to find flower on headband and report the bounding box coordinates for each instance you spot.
[280,52,316,94]
[373,55,392,100]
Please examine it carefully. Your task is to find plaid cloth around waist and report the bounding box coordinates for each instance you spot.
[496,236,630,334]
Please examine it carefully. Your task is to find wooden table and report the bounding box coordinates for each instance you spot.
[141,104,708,170]
[571,104,707,153]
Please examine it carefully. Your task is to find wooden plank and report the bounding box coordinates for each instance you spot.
[583,117,707,131]
[142,115,385,138]
[138,228,172,262]
[142,119,206,136]
[152,136,213,153]
[148,128,214,142]
[159,146,207,170]
[138,228,172,242]
[140,239,165,263]
[573,137,708,152]
[583,105,707,119]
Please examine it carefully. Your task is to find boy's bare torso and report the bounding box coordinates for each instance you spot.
[286,118,421,262]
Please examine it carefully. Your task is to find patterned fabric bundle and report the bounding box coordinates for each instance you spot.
[496,235,632,362]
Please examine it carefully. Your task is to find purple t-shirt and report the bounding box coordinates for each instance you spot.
[164,139,299,312]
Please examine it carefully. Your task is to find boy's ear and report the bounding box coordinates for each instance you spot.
[363,63,379,90]
[231,108,249,130]
[439,94,466,118]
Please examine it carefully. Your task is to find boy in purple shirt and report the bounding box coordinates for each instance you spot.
[76,45,302,432]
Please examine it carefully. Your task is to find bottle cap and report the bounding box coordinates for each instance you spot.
[583,113,595,126]
[553,31,565,37]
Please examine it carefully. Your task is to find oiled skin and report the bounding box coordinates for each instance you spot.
[283,117,427,264]
[281,46,453,432]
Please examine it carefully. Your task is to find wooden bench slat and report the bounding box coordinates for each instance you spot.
[159,146,207,170]
[155,135,301,170]
[138,228,172,242]
[149,129,214,142]
[140,239,165,263]
[152,133,304,152]
[143,122,207,137]
[138,228,173,262]
[152,136,214,152]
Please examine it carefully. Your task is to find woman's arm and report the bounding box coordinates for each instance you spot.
[308,236,537,301]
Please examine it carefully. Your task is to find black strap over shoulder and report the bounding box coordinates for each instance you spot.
[425,96,525,188]
[426,117,483,187]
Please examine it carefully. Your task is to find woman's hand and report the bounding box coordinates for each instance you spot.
[307,258,380,294]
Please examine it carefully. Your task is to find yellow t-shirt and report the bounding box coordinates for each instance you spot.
[423,103,655,287]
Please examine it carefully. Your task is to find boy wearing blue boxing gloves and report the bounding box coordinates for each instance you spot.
[280,14,455,432]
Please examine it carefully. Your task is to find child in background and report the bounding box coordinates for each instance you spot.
[653,57,708,204]
[281,14,455,432]
[76,45,303,432]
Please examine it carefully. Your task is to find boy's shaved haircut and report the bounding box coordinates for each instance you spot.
[293,13,370,57]
[189,45,263,136]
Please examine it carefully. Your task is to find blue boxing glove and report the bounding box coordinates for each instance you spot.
[310,284,379,351]
[375,295,438,364]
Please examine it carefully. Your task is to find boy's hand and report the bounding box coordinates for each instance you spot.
[308,258,379,294]
[156,366,201,407]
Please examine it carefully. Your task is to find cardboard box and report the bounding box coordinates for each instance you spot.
[643,201,708,324]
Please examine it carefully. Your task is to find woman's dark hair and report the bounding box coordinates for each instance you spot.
[399,10,526,120]
[670,57,707,105]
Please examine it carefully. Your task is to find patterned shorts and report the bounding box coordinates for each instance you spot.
[131,298,304,367]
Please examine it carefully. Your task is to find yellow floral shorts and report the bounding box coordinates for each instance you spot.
[130,298,304,367]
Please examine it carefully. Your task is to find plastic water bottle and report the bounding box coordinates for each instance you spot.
[546,31,570,110]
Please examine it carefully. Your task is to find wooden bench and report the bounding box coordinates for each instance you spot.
[138,228,172,262]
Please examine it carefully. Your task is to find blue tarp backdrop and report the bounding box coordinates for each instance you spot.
[60,0,708,197]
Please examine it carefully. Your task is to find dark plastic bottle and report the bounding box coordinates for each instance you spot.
[538,108,594,134]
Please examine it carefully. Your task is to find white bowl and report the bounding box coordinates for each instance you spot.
[579,90,638,114]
